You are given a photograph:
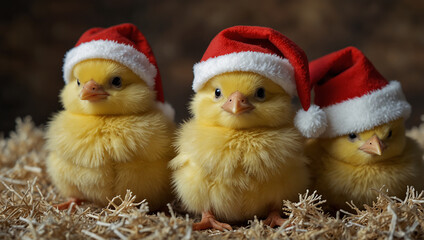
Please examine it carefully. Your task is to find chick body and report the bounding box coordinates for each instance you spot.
[172,122,308,222]
[307,119,424,209]
[46,59,174,210]
[170,72,310,223]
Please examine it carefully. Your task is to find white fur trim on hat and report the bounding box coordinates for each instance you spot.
[295,104,328,138]
[192,51,296,95]
[320,81,411,138]
[63,40,157,88]
[156,102,175,121]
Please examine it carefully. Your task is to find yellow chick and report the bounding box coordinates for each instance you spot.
[46,24,175,211]
[170,72,310,230]
[306,46,424,210]
[170,26,320,230]
[307,118,424,209]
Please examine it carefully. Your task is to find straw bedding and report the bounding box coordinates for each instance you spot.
[1,116,424,239]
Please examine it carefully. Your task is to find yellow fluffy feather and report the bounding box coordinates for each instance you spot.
[307,118,424,210]
[170,72,310,229]
[46,59,175,211]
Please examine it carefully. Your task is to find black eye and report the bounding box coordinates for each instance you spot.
[348,133,357,141]
[111,77,122,88]
[387,130,392,139]
[255,87,265,100]
[215,88,221,98]
[77,79,80,86]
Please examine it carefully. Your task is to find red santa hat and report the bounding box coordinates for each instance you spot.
[63,23,174,119]
[309,46,411,138]
[193,25,327,137]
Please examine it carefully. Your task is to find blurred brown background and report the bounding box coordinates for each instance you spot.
[1,0,423,135]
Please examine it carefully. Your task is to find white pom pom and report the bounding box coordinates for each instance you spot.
[294,104,327,138]
[156,102,175,121]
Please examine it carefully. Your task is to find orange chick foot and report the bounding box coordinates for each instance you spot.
[263,210,286,228]
[54,197,84,210]
[193,211,233,231]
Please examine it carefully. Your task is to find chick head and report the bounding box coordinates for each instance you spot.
[61,59,155,115]
[190,71,294,129]
[319,118,406,165]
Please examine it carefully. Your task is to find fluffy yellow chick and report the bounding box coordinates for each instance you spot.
[170,72,310,230]
[46,59,175,211]
[306,46,423,210]
[307,118,424,210]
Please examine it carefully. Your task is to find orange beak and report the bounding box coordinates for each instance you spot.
[80,80,109,102]
[221,91,255,115]
[359,134,387,156]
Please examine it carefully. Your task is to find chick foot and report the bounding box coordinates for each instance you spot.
[54,197,84,210]
[193,211,233,231]
[263,210,286,228]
